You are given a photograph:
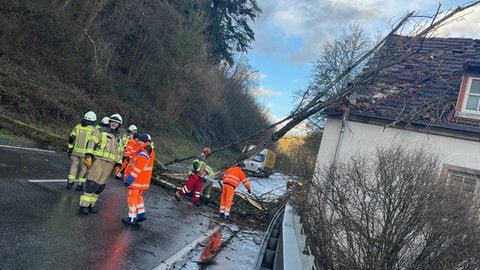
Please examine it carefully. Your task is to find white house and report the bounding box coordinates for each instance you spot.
[314,35,480,194]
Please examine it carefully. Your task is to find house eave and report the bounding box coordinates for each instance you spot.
[327,111,480,142]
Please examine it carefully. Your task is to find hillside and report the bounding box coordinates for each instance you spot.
[0,0,273,167]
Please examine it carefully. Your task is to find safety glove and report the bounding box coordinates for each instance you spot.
[124,175,135,186]
[67,148,73,156]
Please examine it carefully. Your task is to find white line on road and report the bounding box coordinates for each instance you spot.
[152,225,221,270]
[0,144,55,153]
[28,179,66,183]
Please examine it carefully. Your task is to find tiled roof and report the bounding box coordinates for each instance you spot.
[338,35,480,133]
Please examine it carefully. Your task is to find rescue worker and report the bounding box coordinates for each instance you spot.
[78,113,124,215]
[115,124,138,179]
[122,132,140,179]
[96,116,110,129]
[176,160,208,206]
[122,134,155,225]
[189,147,215,199]
[121,124,137,149]
[219,162,251,219]
[67,111,97,191]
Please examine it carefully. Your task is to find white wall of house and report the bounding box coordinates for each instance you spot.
[314,117,480,176]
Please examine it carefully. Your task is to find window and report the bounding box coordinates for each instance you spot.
[464,77,480,113]
[446,168,480,195]
[449,172,478,194]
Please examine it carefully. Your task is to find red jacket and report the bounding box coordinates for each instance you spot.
[128,142,155,190]
[222,166,251,191]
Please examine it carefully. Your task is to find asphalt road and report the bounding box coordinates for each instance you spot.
[0,138,264,270]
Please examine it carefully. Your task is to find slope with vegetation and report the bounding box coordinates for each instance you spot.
[0,0,271,166]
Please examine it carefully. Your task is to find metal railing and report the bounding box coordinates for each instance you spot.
[255,202,316,270]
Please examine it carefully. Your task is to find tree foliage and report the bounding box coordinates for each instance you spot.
[0,0,269,150]
[204,0,261,64]
[275,131,322,179]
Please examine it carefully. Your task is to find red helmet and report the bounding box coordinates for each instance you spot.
[202,147,212,156]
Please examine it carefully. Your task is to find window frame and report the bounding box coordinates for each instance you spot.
[462,76,480,114]
[443,164,480,196]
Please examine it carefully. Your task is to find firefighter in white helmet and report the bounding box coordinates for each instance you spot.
[66,111,97,191]
[96,116,110,129]
[79,113,125,214]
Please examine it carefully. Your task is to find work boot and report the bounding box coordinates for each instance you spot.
[79,206,89,215]
[122,217,137,225]
[75,184,84,191]
[66,182,74,189]
[137,213,147,222]
[175,191,181,202]
[88,206,99,214]
[219,213,226,219]
[192,201,201,207]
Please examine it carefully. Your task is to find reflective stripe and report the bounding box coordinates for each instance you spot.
[138,151,149,159]
[223,174,241,188]
[131,183,150,189]
[88,131,123,163]
[69,124,95,154]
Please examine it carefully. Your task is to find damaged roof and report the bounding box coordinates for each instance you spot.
[337,34,480,134]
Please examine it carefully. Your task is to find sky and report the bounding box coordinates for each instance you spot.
[246,0,480,127]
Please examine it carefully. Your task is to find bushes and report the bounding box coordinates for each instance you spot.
[296,146,480,269]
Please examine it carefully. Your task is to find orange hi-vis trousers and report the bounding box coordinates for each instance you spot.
[219,184,235,217]
[127,188,145,220]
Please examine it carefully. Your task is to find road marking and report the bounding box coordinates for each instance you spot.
[152,225,221,270]
[0,144,55,153]
[28,179,66,183]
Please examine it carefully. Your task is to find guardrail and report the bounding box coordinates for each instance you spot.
[255,202,317,270]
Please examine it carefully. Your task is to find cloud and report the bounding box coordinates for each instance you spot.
[248,0,480,125]
[433,7,480,38]
[251,86,283,98]
[251,0,474,64]
[250,71,267,81]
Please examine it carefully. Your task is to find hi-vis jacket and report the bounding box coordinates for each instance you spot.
[124,137,139,159]
[86,127,124,164]
[68,124,95,157]
[189,154,214,176]
[128,141,155,190]
[222,166,251,191]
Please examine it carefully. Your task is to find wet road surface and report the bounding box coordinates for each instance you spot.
[0,139,274,270]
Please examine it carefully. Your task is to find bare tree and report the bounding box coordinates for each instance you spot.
[297,25,374,130]
[296,146,480,269]
[182,2,480,165]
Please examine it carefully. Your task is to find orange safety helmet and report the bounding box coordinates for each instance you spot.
[202,147,212,156]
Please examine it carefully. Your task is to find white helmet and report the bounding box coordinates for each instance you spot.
[84,111,97,121]
[127,125,138,133]
[101,117,110,125]
[109,113,123,124]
